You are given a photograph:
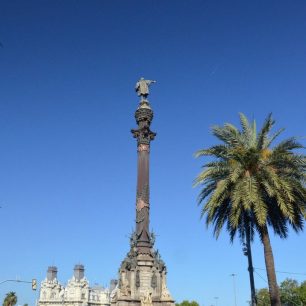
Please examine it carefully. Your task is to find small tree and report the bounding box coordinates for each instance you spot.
[299,281,306,304]
[257,288,270,306]
[257,278,306,306]
[280,278,300,305]
[3,292,17,306]
[175,300,199,306]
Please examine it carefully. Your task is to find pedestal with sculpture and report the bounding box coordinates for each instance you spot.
[111,78,175,306]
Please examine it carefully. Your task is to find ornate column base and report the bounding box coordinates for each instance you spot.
[111,242,174,306]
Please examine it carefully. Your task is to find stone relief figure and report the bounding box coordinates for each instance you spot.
[135,77,156,101]
[130,231,138,248]
[150,232,156,246]
[120,272,131,297]
[59,287,65,299]
[153,250,166,272]
[122,246,137,271]
[141,291,153,306]
[151,271,157,289]
[135,270,140,288]
[110,283,119,302]
[136,183,150,243]
[161,272,172,300]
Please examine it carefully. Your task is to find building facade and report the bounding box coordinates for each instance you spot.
[38,265,112,306]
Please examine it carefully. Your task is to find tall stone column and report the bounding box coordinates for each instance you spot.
[132,103,156,254]
[112,79,174,306]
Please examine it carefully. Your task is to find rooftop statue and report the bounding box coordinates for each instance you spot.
[135,77,156,101]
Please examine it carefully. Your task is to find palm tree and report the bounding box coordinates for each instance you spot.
[3,292,17,306]
[194,113,306,306]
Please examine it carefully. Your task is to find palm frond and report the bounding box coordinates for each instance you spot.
[257,113,274,149]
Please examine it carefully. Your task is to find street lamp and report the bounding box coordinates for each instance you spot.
[0,279,37,291]
[214,297,219,306]
[243,224,257,306]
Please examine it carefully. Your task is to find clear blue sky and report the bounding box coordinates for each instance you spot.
[0,1,305,305]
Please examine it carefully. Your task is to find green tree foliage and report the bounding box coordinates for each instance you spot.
[175,300,199,306]
[280,278,300,305]
[257,278,306,306]
[2,292,17,306]
[257,288,270,306]
[194,113,306,306]
[299,281,306,304]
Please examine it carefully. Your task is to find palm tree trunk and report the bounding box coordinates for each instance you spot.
[261,225,281,306]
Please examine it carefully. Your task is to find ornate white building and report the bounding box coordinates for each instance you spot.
[38,265,114,306]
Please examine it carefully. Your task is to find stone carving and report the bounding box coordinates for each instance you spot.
[59,288,65,299]
[151,271,157,289]
[153,250,166,272]
[132,128,156,146]
[110,283,119,303]
[138,144,150,152]
[161,272,172,300]
[131,107,156,146]
[135,270,140,288]
[119,273,130,297]
[135,78,156,101]
[141,291,153,306]
[136,198,149,212]
[150,232,156,246]
[130,231,138,249]
[127,254,137,270]
[121,240,138,271]
[136,182,150,245]
[135,107,154,125]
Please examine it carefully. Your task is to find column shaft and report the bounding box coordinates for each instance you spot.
[136,144,151,252]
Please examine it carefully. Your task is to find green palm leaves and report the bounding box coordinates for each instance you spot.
[195,113,305,239]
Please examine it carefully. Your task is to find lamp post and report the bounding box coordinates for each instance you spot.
[243,223,257,306]
[214,296,219,306]
[230,274,237,306]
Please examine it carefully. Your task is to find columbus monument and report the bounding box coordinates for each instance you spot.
[111,78,175,306]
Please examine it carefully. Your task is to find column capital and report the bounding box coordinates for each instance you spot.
[131,103,156,146]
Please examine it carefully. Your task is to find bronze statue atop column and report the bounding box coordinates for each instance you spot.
[135,77,156,102]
